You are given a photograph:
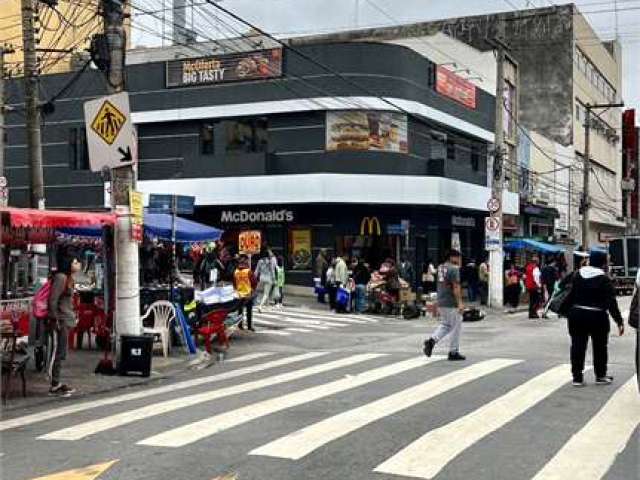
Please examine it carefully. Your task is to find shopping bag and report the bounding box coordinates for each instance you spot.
[336,287,350,307]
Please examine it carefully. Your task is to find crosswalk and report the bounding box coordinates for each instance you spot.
[2,352,638,480]
[252,307,383,336]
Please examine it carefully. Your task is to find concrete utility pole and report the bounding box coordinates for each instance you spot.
[581,102,624,249]
[21,0,44,208]
[1,45,14,299]
[102,0,141,344]
[488,39,507,309]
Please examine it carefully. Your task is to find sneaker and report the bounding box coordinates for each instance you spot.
[49,384,75,396]
[595,376,614,385]
[258,307,263,313]
[572,379,586,387]
[423,338,435,358]
[248,326,256,332]
[448,352,466,361]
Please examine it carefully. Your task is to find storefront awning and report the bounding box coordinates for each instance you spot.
[144,213,223,242]
[504,238,564,254]
[0,207,116,229]
[58,213,223,243]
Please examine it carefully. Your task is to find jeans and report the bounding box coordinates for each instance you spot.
[431,308,463,353]
[479,281,488,305]
[259,282,274,309]
[355,284,367,313]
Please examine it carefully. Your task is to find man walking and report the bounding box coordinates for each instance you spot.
[423,250,466,361]
[334,254,349,313]
[525,256,542,319]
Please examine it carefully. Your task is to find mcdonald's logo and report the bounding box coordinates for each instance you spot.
[360,217,381,236]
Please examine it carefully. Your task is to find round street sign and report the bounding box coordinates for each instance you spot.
[0,176,7,188]
[487,197,501,213]
[485,216,501,231]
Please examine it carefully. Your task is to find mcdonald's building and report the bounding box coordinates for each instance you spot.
[4,32,519,290]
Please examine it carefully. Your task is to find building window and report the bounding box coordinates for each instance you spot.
[69,127,89,170]
[224,118,268,153]
[574,46,617,103]
[200,123,214,155]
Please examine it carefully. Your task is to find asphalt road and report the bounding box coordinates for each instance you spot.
[1,299,638,480]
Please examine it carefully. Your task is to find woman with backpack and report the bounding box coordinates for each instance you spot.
[47,254,81,396]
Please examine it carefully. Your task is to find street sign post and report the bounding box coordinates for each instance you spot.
[84,92,135,172]
[485,216,501,251]
[148,194,195,215]
[487,197,501,214]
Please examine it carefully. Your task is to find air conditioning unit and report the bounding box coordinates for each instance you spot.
[533,191,551,205]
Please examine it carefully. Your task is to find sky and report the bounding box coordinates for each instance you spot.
[132,0,640,116]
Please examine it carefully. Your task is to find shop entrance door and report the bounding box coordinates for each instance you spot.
[337,235,400,269]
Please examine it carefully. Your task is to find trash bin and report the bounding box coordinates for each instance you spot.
[118,334,153,377]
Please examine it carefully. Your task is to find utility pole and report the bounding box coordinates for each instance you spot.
[102,0,141,346]
[488,38,508,309]
[1,45,14,300]
[581,102,624,250]
[21,0,44,209]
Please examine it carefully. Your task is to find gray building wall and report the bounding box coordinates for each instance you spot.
[291,5,576,146]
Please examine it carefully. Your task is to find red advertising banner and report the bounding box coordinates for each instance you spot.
[436,66,477,109]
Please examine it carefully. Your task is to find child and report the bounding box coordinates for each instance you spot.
[275,256,285,309]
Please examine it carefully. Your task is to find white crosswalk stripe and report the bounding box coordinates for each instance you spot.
[7,351,637,480]
[277,309,376,324]
[532,377,640,480]
[254,316,330,330]
[259,330,292,336]
[257,313,348,328]
[250,358,520,460]
[39,353,383,441]
[0,351,327,432]
[226,352,275,363]
[374,364,581,479]
[137,355,445,447]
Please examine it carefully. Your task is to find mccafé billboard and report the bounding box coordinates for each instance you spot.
[166,48,283,88]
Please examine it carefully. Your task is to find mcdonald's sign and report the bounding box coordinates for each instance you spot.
[360,217,382,236]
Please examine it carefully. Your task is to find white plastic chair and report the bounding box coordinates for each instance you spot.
[141,301,175,358]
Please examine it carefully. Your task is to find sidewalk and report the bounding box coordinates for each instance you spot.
[2,346,197,412]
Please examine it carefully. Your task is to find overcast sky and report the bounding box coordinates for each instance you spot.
[132,0,640,116]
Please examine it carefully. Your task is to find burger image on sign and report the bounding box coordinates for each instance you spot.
[328,112,370,151]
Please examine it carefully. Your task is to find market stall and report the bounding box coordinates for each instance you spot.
[0,207,117,379]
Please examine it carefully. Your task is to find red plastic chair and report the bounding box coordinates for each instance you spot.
[195,309,229,354]
[73,306,96,349]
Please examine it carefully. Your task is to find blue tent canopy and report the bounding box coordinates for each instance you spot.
[59,213,222,243]
[504,239,564,254]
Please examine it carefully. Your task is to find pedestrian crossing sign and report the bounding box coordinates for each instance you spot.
[84,91,135,172]
[91,100,126,145]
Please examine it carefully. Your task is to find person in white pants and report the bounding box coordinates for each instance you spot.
[423,249,466,361]
[255,251,276,312]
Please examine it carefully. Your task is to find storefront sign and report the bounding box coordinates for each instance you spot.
[239,230,262,255]
[166,48,283,88]
[360,217,381,236]
[289,228,312,270]
[148,194,195,215]
[220,209,294,224]
[451,232,461,252]
[129,190,144,225]
[387,224,404,235]
[326,111,408,153]
[436,66,477,109]
[451,216,476,228]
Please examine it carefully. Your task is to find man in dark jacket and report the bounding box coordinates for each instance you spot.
[566,250,624,387]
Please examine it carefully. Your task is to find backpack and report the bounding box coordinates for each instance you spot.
[546,273,575,317]
[32,279,52,319]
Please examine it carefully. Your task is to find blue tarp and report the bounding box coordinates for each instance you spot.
[504,239,565,254]
[58,213,222,243]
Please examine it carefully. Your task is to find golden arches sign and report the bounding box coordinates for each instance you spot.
[360,217,381,236]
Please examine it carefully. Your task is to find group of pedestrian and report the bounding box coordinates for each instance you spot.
[423,248,636,389]
[314,249,373,313]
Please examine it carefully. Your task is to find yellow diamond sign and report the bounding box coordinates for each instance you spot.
[91,100,126,145]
